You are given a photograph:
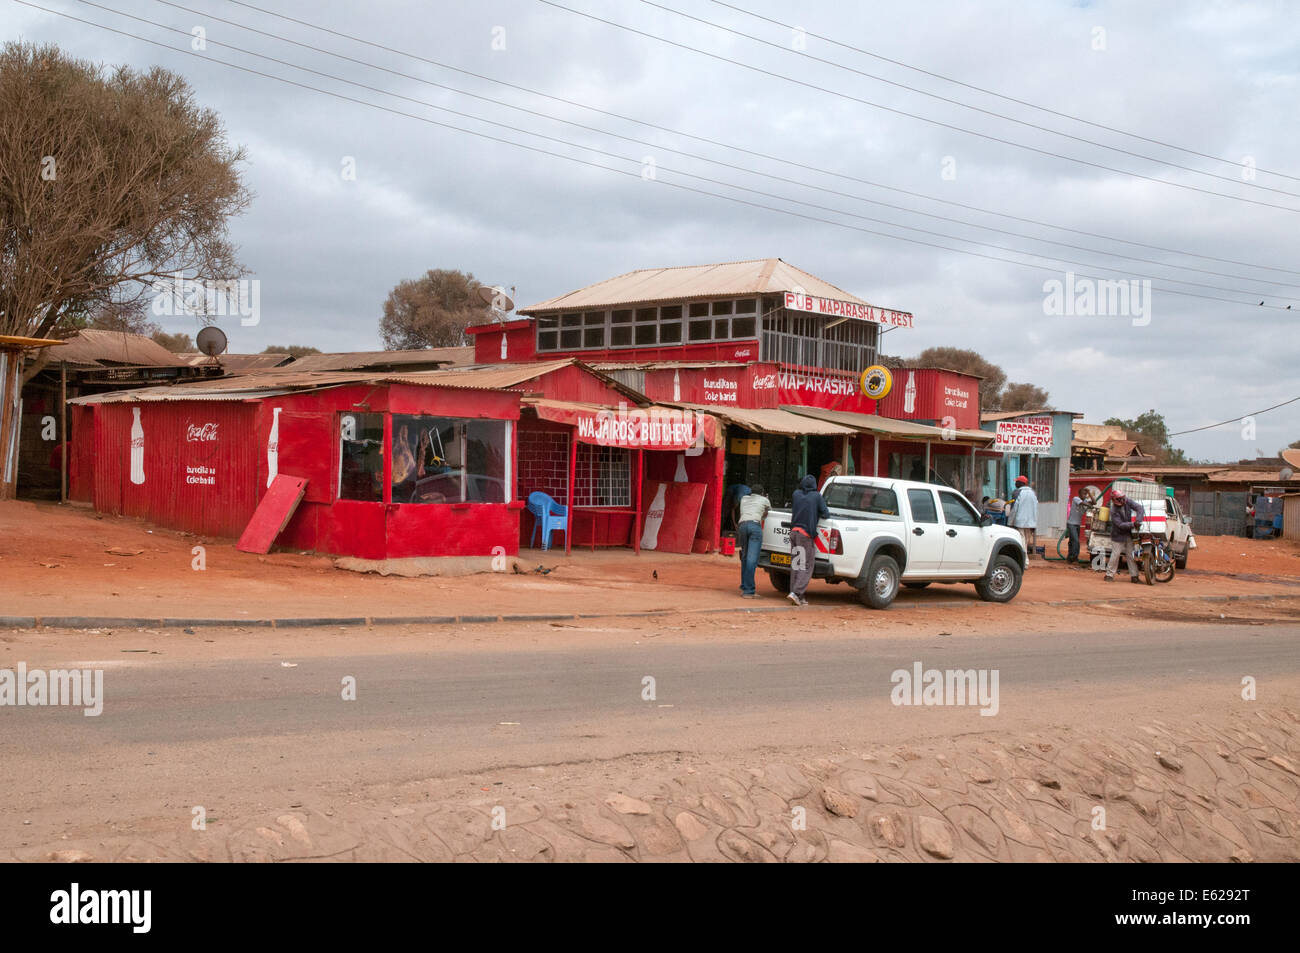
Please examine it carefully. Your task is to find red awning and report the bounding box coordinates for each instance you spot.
[524,398,721,450]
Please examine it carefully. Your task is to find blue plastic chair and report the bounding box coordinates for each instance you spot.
[527,491,568,551]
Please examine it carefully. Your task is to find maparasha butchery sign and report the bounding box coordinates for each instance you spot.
[994,416,1054,454]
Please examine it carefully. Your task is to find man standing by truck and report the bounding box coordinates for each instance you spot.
[736,483,770,598]
[788,473,828,606]
[1104,485,1145,583]
[1009,474,1038,559]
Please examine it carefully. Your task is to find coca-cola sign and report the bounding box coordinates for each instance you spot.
[186,422,219,442]
[751,373,777,390]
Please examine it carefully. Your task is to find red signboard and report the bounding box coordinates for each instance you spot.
[874,368,981,429]
[640,363,781,409]
[777,370,878,414]
[529,401,721,450]
[783,291,914,328]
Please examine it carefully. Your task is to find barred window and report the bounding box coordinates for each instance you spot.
[573,444,631,507]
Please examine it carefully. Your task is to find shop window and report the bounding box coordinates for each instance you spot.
[713,318,731,338]
[391,415,510,504]
[711,300,733,315]
[659,321,682,344]
[581,311,606,349]
[688,302,710,318]
[731,316,756,338]
[574,444,631,507]
[1033,456,1059,503]
[338,412,385,502]
[536,314,559,352]
[610,309,633,347]
[688,318,712,342]
[888,452,927,483]
[735,298,756,314]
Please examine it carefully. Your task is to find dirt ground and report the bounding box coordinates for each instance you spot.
[2,500,1300,625]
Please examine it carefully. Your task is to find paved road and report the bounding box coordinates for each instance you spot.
[3,621,1297,840]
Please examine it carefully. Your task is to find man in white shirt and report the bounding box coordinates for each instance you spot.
[1009,475,1039,558]
[736,483,771,598]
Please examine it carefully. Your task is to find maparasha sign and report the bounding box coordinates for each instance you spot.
[783,292,914,328]
[994,416,1054,454]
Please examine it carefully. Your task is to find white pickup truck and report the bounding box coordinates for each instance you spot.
[758,475,1028,609]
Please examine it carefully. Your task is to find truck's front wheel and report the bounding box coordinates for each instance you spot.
[975,554,1022,603]
[858,554,900,609]
[765,569,791,594]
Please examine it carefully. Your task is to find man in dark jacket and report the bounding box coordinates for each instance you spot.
[1104,485,1145,582]
[788,473,828,606]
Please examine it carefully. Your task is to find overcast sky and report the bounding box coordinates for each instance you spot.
[5,0,1298,462]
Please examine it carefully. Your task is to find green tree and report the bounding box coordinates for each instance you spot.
[1103,410,1188,465]
[379,269,487,349]
[262,344,321,358]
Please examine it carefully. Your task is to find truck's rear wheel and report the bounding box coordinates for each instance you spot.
[765,569,791,594]
[858,554,900,609]
[975,554,1022,603]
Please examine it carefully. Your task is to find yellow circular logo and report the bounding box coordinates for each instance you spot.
[860,365,892,399]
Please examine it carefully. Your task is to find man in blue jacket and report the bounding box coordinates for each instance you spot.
[788,473,828,606]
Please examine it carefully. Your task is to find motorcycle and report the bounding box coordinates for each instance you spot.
[1136,529,1176,585]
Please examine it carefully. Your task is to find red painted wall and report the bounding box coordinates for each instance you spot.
[68,405,93,502]
[777,369,878,414]
[468,320,536,364]
[875,368,980,429]
[81,384,524,558]
[640,363,781,409]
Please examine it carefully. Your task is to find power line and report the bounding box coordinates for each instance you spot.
[1168,397,1300,436]
[709,0,1300,184]
[14,0,1295,312]
[536,0,1300,213]
[641,0,1299,197]
[130,0,1300,293]
[219,0,1300,278]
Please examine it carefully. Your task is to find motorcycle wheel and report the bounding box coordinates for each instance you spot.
[1155,559,1175,583]
[1143,552,1155,585]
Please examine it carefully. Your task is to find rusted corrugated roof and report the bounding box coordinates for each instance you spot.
[286,347,474,371]
[178,352,292,371]
[668,402,854,437]
[52,330,186,367]
[66,359,628,404]
[785,406,994,444]
[520,258,884,313]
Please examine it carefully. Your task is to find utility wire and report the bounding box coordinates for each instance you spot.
[708,0,1300,184]
[15,0,1295,312]
[78,0,1298,300]
[132,0,1300,292]
[537,0,1300,212]
[1168,397,1300,436]
[219,0,1300,278]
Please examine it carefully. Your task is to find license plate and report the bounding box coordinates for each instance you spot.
[769,552,791,566]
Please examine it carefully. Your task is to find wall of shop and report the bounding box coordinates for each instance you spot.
[875,368,980,430]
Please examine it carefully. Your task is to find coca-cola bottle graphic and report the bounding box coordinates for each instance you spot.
[640,482,668,550]
[674,454,688,482]
[266,407,281,487]
[672,369,681,401]
[500,331,508,361]
[903,372,917,414]
[129,407,145,485]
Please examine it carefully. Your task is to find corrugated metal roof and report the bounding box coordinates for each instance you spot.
[1206,470,1296,483]
[666,402,853,437]
[981,408,1082,421]
[784,406,994,444]
[66,359,621,404]
[0,335,65,350]
[178,352,292,371]
[52,330,187,367]
[520,258,884,313]
[286,347,474,371]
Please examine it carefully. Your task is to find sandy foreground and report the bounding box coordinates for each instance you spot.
[1,500,1298,862]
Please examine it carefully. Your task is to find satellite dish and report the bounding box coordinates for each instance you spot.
[196,325,228,357]
[1282,467,1295,481]
[475,284,515,316]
